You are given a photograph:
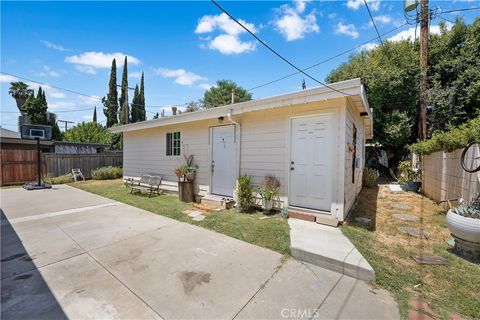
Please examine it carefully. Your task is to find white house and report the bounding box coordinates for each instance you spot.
[111,78,373,224]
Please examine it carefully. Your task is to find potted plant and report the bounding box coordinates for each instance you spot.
[446,201,480,260]
[260,175,280,215]
[174,165,186,181]
[183,154,198,182]
[8,81,33,111]
[398,160,422,192]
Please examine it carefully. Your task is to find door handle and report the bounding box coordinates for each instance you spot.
[290,166,295,171]
[211,161,215,173]
[290,160,294,170]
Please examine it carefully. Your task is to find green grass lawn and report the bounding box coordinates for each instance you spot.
[342,185,480,320]
[70,179,291,255]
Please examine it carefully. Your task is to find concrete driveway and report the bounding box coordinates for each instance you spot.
[1,185,399,319]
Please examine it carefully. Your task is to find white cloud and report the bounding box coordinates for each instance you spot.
[209,34,256,55]
[335,22,359,39]
[153,68,206,86]
[65,52,140,74]
[198,83,213,90]
[195,13,257,55]
[35,65,61,77]
[40,40,70,52]
[0,74,18,83]
[77,95,101,106]
[374,15,391,25]
[388,22,453,42]
[47,90,66,99]
[130,71,142,79]
[48,101,76,111]
[274,1,319,41]
[346,0,381,11]
[358,43,378,51]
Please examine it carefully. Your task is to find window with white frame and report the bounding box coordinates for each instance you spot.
[166,131,181,156]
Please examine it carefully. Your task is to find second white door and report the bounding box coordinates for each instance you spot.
[289,114,335,212]
[211,125,235,197]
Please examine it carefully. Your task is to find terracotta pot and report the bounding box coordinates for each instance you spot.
[446,210,480,243]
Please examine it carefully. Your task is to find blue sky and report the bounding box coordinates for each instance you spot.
[1,0,479,130]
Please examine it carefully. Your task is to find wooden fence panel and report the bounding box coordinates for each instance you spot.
[44,153,123,179]
[0,149,46,186]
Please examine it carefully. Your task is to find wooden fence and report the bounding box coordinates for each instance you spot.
[44,153,123,179]
[0,151,123,186]
[0,149,46,186]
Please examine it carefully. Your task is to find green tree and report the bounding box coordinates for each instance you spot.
[130,84,142,123]
[428,18,480,133]
[103,59,119,127]
[119,56,129,124]
[93,106,97,123]
[25,87,49,125]
[203,80,252,108]
[8,81,33,110]
[63,122,113,144]
[139,72,146,121]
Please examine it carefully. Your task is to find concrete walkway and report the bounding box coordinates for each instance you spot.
[289,219,375,281]
[1,185,398,319]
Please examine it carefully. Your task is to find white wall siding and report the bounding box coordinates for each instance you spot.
[344,99,365,215]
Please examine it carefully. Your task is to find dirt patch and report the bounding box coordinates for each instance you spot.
[178,271,211,294]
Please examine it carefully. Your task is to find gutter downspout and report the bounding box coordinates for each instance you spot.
[227,109,241,202]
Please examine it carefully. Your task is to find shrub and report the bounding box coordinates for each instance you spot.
[44,173,74,184]
[236,174,255,213]
[397,160,421,184]
[362,167,379,187]
[410,116,480,155]
[91,166,122,180]
[260,175,280,201]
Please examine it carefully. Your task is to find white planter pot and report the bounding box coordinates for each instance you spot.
[446,210,480,243]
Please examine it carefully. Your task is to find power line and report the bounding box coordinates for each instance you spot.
[363,0,384,45]
[439,6,480,14]
[0,72,186,110]
[210,0,354,96]
[247,22,408,92]
[1,107,93,114]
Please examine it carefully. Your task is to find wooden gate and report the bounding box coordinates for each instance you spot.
[0,149,46,186]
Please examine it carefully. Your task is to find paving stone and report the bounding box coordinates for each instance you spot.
[408,299,436,317]
[393,213,419,222]
[192,215,205,221]
[185,210,203,218]
[408,310,435,320]
[397,226,429,238]
[391,204,413,210]
[354,217,372,224]
[449,313,469,320]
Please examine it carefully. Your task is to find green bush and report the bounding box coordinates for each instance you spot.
[44,173,74,184]
[91,166,123,180]
[397,160,421,184]
[236,174,255,213]
[410,116,480,155]
[362,167,379,187]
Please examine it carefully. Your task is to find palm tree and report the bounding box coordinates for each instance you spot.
[8,81,33,111]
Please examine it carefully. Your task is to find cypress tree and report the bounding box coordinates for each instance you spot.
[93,106,97,123]
[119,56,129,124]
[139,72,146,121]
[25,87,48,124]
[131,84,141,123]
[103,59,119,127]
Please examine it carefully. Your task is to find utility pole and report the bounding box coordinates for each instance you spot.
[231,88,235,104]
[57,119,74,131]
[418,0,429,140]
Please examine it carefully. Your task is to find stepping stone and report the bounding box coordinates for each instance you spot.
[391,204,413,210]
[408,310,434,320]
[185,210,203,218]
[411,255,449,265]
[354,217,372,224]
[388,184,403,192]
[192,215,205,221]
[393,213,419,222]
[397,226,429,238]
[408,299,436,316]
[449,313,469,320]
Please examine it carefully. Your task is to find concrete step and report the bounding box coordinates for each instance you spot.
[200,195,235,210]
[288,208,339,227]
[289,219,375,281]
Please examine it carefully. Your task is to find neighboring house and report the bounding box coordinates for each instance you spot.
[111,78,373,223]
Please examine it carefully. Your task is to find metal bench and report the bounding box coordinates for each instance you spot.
[130,175,162,197]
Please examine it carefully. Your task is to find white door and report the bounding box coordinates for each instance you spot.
[211,125,235,197]
[289,114,335,212]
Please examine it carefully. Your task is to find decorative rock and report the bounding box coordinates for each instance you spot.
[393,213,419,222]
[449,313,469,320]
[397,226,429,238]
[391,204,413,210]
[192,215,205,221]
[408,299,436,317]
